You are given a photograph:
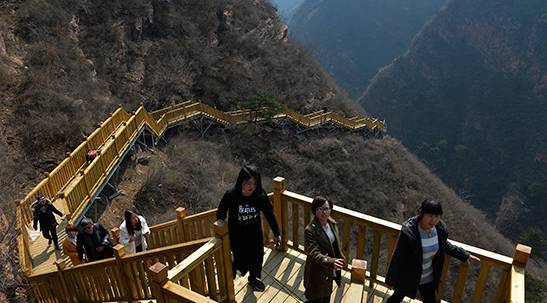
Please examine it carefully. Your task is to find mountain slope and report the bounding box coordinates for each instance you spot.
[359,0,547,252]
[0,0,544,301]
[289,0,446,97]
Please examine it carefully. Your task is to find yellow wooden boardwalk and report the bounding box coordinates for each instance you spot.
[17,101,530,303]
[236,246,423,303]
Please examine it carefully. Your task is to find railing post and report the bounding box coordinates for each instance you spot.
[148,262,168,303]
[114,244,137,301]
[55,259,72,302]
[350,259,367,284]
[508,243,531,303]
[273,176,287,251]
[214,220,235,303]
[111,227,120,245]
[512,243,531,267]
[176,207,187,243]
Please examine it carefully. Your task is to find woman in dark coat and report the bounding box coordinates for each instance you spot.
[33,194,64,250]
[217,165,281,292]
[303,196,345,303]
[386,200,479,303]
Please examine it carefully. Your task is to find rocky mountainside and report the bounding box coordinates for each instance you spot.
[359,0,547,260]
[289,0,446,97]
[0,0,544,301]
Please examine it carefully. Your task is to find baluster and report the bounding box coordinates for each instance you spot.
[386,232,398,269]
[369,229,382,288]
[273,177,287,251]
[292,203,299,249]
[493,266,510,302]
[436,255,451,301]
[205,256,218,301]
[452,262,469,303]
[471,262,491,303]
[341,218,351,265]
[176,207,187,243]
[356,224,366,260]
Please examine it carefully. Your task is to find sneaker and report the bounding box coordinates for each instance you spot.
[248,278,265,292]
[55,246,62,251]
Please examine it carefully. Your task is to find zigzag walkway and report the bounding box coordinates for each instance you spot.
[15,101,386,276]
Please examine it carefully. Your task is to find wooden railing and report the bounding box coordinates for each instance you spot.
[28,239,211,302]
[27,206,235,303]
[22,177,531,302]
[16,101,384,276]
[270,176,531,303]
[148,221,235,303]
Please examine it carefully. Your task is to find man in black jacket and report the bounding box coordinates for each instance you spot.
[33,195,64,250]
[76,218,114,262]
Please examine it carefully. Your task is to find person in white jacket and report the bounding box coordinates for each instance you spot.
[119,209,150,254]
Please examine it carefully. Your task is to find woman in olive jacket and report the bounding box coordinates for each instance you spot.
[386,200,479,303]
[304,196,345,303]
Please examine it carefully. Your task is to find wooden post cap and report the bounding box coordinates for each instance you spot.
[513,243,532,267]
[176,207,187,219]
[350,259,367,284]
[148,262,168,283]
[111,227,120,238]
[113,244,126,259]
[273,177,285,191]
[55,259,66,270]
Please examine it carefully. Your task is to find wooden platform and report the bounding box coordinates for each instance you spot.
[29,231,426,303]
[237,246,423,303]
[29,213,72,275]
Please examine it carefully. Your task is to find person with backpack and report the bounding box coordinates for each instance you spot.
[385,199,480,303]
[119,209,150,254]
[32,194,64,250]
[216,165,281,292]
[76,218,114,262]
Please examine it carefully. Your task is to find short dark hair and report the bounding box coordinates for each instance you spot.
[79,218,94,230]
[311,196,333,215]
[234,165,264,196]
[419,199,443,216]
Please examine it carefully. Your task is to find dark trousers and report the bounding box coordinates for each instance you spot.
[305,295,331,303]
[42,225,59,247]
[386,282,437,303]
[232,234,263,281]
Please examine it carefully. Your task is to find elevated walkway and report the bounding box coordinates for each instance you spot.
[14,101,531,302]
[22,178,530,303]
[16,101,385,277]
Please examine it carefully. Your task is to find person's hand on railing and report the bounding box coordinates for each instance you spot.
[334,258,345,271]
[468,254,480,263]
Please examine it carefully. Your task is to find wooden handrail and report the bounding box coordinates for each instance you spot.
[16,100,382,295]
[272,177,531,303]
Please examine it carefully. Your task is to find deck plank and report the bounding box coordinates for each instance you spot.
[30,219,71,274]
